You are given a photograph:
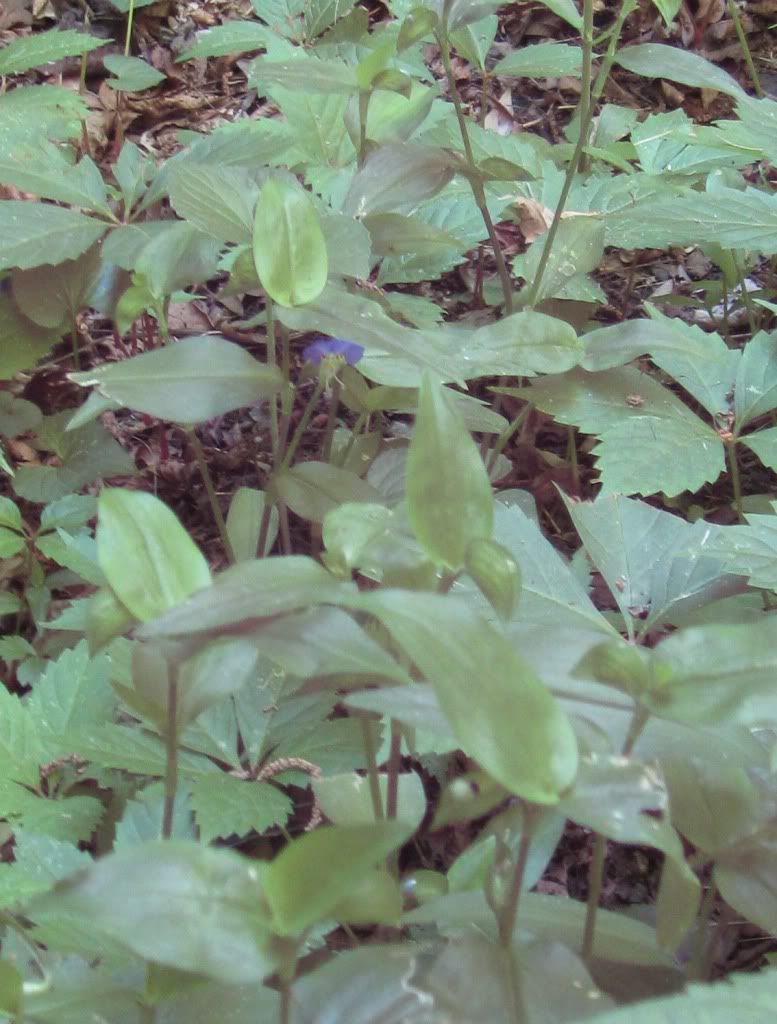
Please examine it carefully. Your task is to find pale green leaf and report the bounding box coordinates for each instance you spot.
[616,43,745,99]
[178,21,271,61]
[104,55,166,92]
[169,164,260,244]
[0,202,106,271]
[191,775,292,842]
[493,42,583,78]
[272,461,382,523]
[0,29,105,76]
[253,179,328,307]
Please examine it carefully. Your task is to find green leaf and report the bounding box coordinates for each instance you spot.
[178,21,270,60]
[464,537,521,622]
[0,685,42,787]
[263,822,410,934]
[30,841,276,983]
[70,336,282,423]
[442,0,502,31]
[536,0,582,29]
[0,527,25,557]
[253,179,328,307]
[734,328,777,429]
[473,309,582,375]
[27,641,114,747]
[0,292,60,377]
[226,487,278,561]
[305,0,357,39]
[0,148,111,215]
[406,372,493,570]
[169,164,259,244]
[0,392,41,437]
[272,461,382,523]
[321,211,372,279]
[493,42,583,78]
[363,212,464,259]
[397,8,439,51]
[191,774,292,842]
[449,14,498,71]
[616,44,746,100]
[104,55,166,92]
[343,143,455,217]
[0,29,105,76]
[521,366,724,496]
[565,494,734,637]
[715,825,777,936]
[72,723,217,778]
[313,772,426,829]
[515,214,604,305]
[97,489,211,622]
[137,556,355,638]
[12,244,103,331]
[248,55,358,95]
[358,589,578,804]
[652,0,682,24]
[0,202,106,271]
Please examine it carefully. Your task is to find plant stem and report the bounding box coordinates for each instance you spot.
[358,713,384,820]
[336,411,368,468]
[483,396,531,467]
[257,502,273,558]
[124,0,135,55]
[497,804,536,946]
[386,719,402,820]
[581,832,606,959]
[321,380,341,463]
[726,440,745,522]
[589,0,638,111]
[279,979,291,1024]
[266,301,280,462]
[162,678,178,840]
[358,91,370,168]
[687,879,718,981]
[436,28,513,314]
[525,0,595,308]
[187,428,235,564]
[727,0,763,97]
[280,381,325,471]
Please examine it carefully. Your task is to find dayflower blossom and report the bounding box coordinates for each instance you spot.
[302,337,365,366]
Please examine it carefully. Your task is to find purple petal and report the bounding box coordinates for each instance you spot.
[303,337,364,366]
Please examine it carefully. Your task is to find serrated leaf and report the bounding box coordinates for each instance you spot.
[70,336,282,423]
[253,179,328,307]
[449,14,498,71]
[248,55,358,95]
[705,504,777,590]
[0,202,106,272]
[104,55,166,92]
[305,0,357,39]
[406,372,493,570]
[27,641,114,746]
[493,42,583,78]
[0,29,105,76]
[0,685,42,787]
[169,164,259,244]
[12,243,103,330]
[0,148,111,215]
[734,328,777,429]
[521,365,724,496]
[97,489,211,622]
[343,143,455,217]
[178,21,270,60]
[191,774,293,842]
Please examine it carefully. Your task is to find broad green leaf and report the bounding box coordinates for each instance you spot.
[227,487,278,561]
[652,0,682,24]
[0,527,25,557]
[536,0,583,29]
[272,461,382,523]
[249,55,358,95]
[705,503,777,589]
[30,841,276,983]
[740,425,777,473]
[440,0,502,30]
[514,215,604,305]
[263,822,410,934]
[27,641,114,746]
[72,723,218,778]
[565,494,735,638]
[398,8,439,51]
[0,147,111,215]
[0,496,21,531]
[174,638,261,727]
[655,851,701,951]
[305,0,357,39]
[363,212,464,259]
[253,179,328,307]
[104,55,166,92]
[343,143,455,217]
[715,826,777,936]
[616,44,746,100]
[97,489,211,622]
[406,372,493,569]
[449,14,498,71]
[358,589,578,803]
[12,243,103,331]
[0,392,41,437]
[135,222,222,298]
[521,365,724,496]
[322,501,430,584]
[0,685,42,787]
[0,830,91,909]
[464,537,521,621]
[169,165,260,243]
[137,556,355,638]
[39,493,96,533]
[346,684,457,748]
[472,309,582,375]
[69,336,282,423]
[0,202,106,271]
[0,29,105,76]
[0,784,103,843]
[191,775,292,842]
[734,328,777,429]
[313,772,426,829]
[178,21,271,60]
[115,786,194,847]
[493,42,583,78]
[321,212,372,279]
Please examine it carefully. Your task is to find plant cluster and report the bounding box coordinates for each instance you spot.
[1,0,777,1020]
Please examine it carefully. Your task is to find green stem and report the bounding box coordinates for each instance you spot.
[525,0,595,308]
[266,302,280,462]
[731,251,758,336]
[436,28,513,314]
[279,979,291,1024]
[124,0,135,55]
[257,502,273,558]
[497,803,536,946]
[484,399,531,469]
[162,678,178,840]
[727,0,763,97]
[187,428,235,564]
[277,323,292,464]
[589,0,638,111]
[385,719,401,820]
[581,832,607,959]
[280,381,325,471]
[727,440,744,522]
[687,879,718,981]
[70,315,81,370]
[358,91,370,168]
[567,425,580,494]
[278,502,292,555]
[321,380,341,464]
[358,713,384,820]
[336,411,368,468]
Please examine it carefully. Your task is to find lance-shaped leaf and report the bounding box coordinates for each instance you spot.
[29,841,276,983]
[178,20,271,60]
[343,143,456,217]
[407,372,493,569]
[0,28,105,76]
[494,42,583,78]
[97,489,211,622]
[519,365,724,496]
[104,55,166,92]
[253,179,328,307]
[475,309,582,376]
[357,589,579,804]
[248,55,358,95]
[616,44,746,100]
[69,336,282,423]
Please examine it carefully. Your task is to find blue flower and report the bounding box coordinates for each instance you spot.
[303,337,364,367]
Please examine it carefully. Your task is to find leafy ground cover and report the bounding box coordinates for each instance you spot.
[2,0,777,1020]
